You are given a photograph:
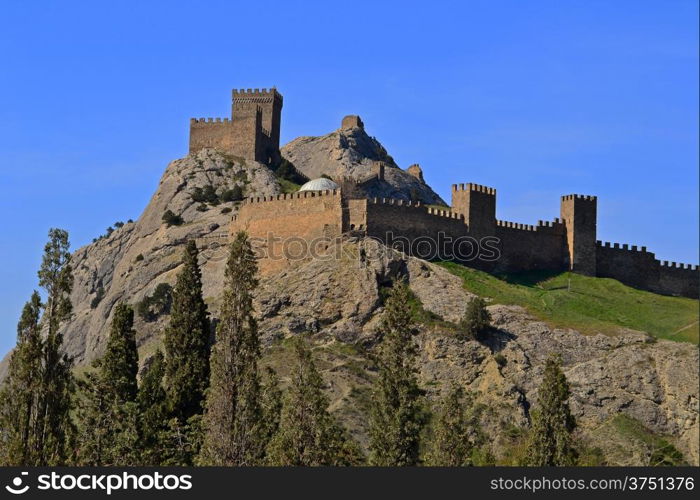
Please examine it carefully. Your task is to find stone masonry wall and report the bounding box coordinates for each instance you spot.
[596,241,699,298]
[189,114,262,161]
[230,190,343,275]
[494,219,568,273]
[227,192,698,298]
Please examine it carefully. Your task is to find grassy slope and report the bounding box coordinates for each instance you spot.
[436,262,699,343]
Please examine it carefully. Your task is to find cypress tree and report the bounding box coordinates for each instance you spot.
[76,302,140,465]
[266,338,362,466]
[0,292,44,465]
[36,228,75,465]
[425,387,471,466]
[102,303,138,402]
[137,350,168,465]
[424,386,493,466]
[523,354,577,466]
[199,231,264,466]
[259,367,283,453]
[74,365,112,465]
[163,240,211,422]
[368,281,424,466]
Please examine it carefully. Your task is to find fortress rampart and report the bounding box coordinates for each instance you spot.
[197,87,697,298]
[595,241,699,298]
[229,187,699,298]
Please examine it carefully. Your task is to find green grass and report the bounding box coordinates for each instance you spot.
[594,414,688,466]
[437,262,699,343]
[277,178,301,194]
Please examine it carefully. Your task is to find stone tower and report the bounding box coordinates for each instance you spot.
[560,194,597,276]
[232,88,283,146]
[451,183,497,237]
[189,87,283,164]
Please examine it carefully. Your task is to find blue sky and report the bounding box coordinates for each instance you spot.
[0,0,697,355]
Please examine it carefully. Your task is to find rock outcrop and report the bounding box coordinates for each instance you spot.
[281,119,446,205]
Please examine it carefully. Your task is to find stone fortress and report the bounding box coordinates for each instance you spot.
[190,88,699,299]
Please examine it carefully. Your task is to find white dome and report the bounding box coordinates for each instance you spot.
[299,178,339,192]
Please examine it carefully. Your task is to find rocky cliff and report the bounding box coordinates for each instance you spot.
[1,139,697,465]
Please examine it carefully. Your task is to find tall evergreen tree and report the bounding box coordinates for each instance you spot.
[267,338,362,466]
[523,354,577,466]
[424,386,492,466]
[75,302,140,465]
[199,231,264,466]
[38,229,75,465]
[137,350,168,465]
[164,240,211,422]
[425,386,471,466]
[0,229,74,466]
[368,281,424,466]
[102,303,139,402]
[259,367,283,453]
[0,292,44,465]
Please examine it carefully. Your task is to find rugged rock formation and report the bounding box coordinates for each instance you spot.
[281,120,446,205]
[42,149,279,366]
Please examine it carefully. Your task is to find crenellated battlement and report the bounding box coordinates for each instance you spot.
[561,194,597,201]
[497,220,537,231]
[190,117,232,124]
[452,183,496,195]
[597,241,649,253]
[370,197,422,207]
[232,87,282,97]
[244,189,341,205]
[659,261,698,270]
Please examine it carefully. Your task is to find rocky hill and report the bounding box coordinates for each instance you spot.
[281,118,446,205]
[1,138,697,465]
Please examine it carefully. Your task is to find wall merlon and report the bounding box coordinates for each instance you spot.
[562,194,597,202]
[452,182,496,195]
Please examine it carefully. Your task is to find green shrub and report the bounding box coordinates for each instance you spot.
[196,203,208,212]
[137,283,173,322]
[220,185,244,202]
[191,184,219,205]
[274,158,307,184]
[220,207,232,214]
[494,353,507,367]
[162,210,183,227]
[459,297,491,340]
[135,254,144,262]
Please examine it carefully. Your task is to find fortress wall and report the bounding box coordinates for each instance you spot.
[189,115,260,160]
[596,241,699,298]
[230,190,343,274]
[364,198,468,260]
[494,219,567,272]
[657,262,700,299]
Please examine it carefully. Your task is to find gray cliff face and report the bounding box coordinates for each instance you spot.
[281,125,446,205]
[0,137,697,466]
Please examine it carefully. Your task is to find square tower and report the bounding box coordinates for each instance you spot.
[451,183,496,237]
[232,88,283,146]
[560,194,597,276]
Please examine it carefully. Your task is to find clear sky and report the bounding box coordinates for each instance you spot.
[0,0,697,356]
